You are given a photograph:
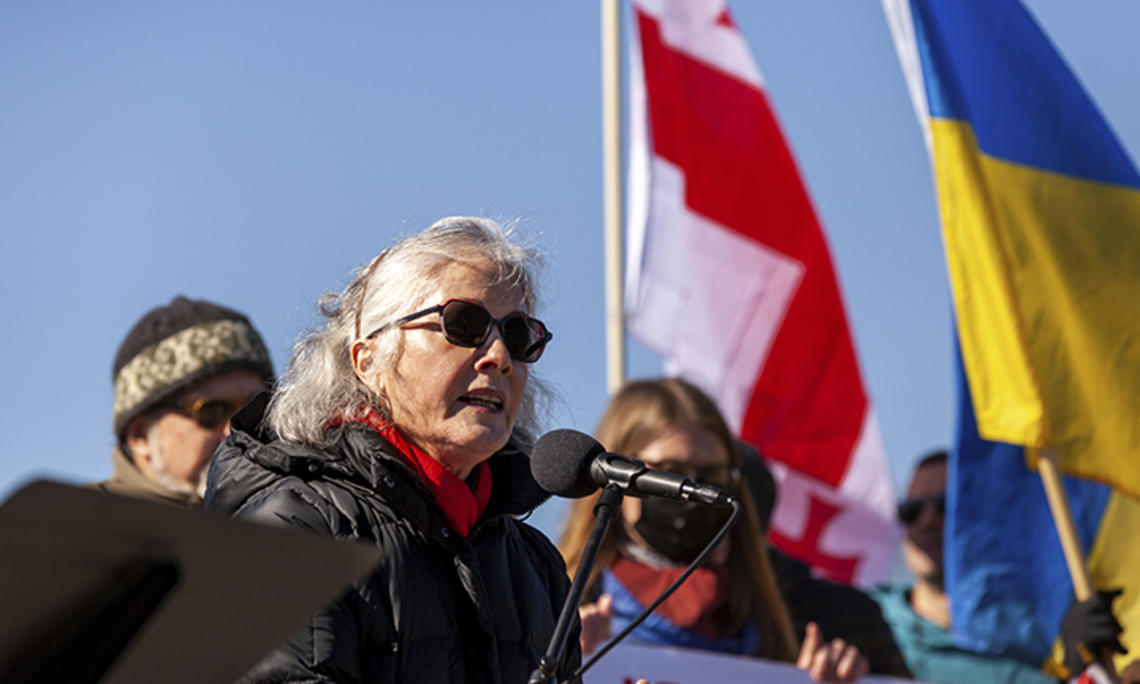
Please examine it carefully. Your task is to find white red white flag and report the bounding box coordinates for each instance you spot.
[626,0,898,586]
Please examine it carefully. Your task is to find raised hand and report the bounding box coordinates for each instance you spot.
[578,593,614,656]
[796,622,869,682]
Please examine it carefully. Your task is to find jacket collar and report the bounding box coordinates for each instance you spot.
[213,393,551,522]
[874,584,956,649]
[106,446,203,507]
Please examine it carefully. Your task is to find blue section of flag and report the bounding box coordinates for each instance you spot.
[907,0,1140,188]
[947,343,1111,661]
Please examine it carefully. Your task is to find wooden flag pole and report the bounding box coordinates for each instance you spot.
[1035,448,1118,676]
[602,0,625,394]
[1035,448,1093,601]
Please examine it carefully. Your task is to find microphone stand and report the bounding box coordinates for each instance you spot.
[528,484,625,684]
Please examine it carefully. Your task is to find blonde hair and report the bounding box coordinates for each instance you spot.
[268,216,549,447]
[557,377,798,662]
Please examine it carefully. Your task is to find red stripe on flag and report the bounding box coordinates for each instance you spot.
[637,11,868,487]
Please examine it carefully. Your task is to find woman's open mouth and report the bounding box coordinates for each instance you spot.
[459,391,504,412]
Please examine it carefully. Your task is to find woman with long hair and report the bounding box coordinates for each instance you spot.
[559,377,867,681]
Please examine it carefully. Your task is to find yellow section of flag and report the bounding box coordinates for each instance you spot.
[1087,491,1140,670]
[931,118,1140,495]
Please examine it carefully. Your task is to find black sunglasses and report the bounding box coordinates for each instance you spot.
[897,495,946,524]
[651,459,741,490]
[156,395,254,430]
[367,299,553,363]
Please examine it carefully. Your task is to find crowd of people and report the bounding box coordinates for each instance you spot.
[81,217,1128,683]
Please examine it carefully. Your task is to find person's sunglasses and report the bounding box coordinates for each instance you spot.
[651,460,741,490]
[157,395,254,430]
[367,299,553,363]
[897,495,946,524]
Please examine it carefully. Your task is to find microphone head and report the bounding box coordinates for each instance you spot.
[531,428,607,498]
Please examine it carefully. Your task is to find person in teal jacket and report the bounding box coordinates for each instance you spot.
[870,451,1056,684]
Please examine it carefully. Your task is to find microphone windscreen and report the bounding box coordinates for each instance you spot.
[531,429,607,498]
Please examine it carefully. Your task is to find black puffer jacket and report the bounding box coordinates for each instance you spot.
[206,396,580,683]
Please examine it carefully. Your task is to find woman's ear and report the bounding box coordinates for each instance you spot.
[351,339,376,389]
[348,339,380,392]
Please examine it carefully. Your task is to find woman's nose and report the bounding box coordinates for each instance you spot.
[474,328,513,374]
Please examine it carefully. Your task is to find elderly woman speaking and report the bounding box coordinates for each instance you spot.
[206,217,577,683]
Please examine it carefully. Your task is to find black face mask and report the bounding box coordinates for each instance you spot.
[633,497,732,565]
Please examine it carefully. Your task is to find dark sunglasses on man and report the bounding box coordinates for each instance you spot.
[367,298,553,363]
[897,495,946,524]
[155,394,258,431]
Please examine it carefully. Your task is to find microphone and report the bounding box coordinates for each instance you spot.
[530,429,734,506]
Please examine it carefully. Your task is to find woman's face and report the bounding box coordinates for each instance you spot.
[620,424,732,523]
[358,260,529,478]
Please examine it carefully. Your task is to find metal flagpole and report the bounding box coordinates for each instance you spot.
[602,0,625,394]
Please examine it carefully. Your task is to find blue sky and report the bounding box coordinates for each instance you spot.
[2,1,1138,540]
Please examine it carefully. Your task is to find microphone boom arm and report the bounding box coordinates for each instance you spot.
[528,484,626,684]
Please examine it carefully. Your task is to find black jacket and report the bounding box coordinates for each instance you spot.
[770,548,911,678]
[206,396,580,683]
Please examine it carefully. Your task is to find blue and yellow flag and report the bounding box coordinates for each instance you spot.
[884,0,1140,668]
[886,0,1140,492]
[948,342,1112,665]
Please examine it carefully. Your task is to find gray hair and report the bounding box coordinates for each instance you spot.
[267,216,549,448]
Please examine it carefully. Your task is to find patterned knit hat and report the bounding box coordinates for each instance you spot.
[112,296,275,439]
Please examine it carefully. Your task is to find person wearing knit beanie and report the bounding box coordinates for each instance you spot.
[89,296,274,507]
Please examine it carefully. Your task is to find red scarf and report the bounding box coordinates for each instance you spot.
[342,408,493,537]
[611,554,734,639]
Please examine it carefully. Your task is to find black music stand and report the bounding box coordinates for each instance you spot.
[0,480,381,683]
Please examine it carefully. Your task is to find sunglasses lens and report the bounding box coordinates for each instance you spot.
[698,465,740,490]
[441,301,492,347]
[193,399,236,430]
[897,500,921,524]
[502,315,547,362]
[897,496,946,524]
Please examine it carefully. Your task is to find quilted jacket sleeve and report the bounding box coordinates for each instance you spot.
[517,522,583,682]
[232,484,369,683]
